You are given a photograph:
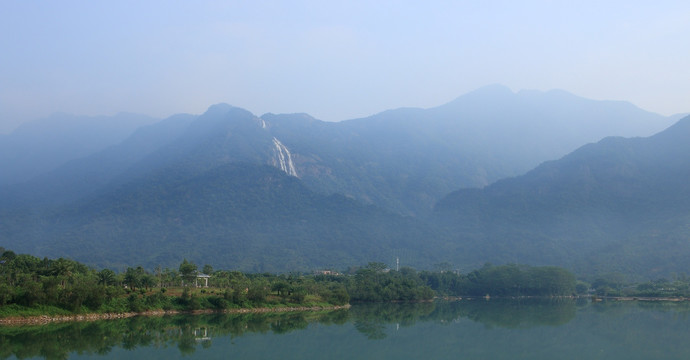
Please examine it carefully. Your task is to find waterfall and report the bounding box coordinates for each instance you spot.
[272,137,298,177]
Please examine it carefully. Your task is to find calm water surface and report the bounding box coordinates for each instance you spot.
[3,299,690,359]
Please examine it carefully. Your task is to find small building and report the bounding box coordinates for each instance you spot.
[196,273,211,287]
[314,270,341,276]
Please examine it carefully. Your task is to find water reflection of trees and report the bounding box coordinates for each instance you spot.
[0,311,348,359]
[348,298,577,339]
[10,299,681,357]
[350,302,435,339]
[448,298,577,329]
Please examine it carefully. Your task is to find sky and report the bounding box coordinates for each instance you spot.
[1,0,689,133]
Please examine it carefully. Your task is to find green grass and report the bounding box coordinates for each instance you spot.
[0,304,73,318]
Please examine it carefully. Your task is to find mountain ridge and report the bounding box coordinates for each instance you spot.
[434,115,690,278]
[0,112,160,185]
[0,86,687,278]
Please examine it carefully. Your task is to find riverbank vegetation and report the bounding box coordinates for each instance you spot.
[0,249,350,318]
[1,249,583,319]
[420,263,577,297]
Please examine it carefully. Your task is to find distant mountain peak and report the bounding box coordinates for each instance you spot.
[204,102,236,114]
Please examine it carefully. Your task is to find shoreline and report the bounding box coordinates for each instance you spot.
[4,295,688,326]
[440,295,690,300]
[0,304,351,326]
[593,296,689,302]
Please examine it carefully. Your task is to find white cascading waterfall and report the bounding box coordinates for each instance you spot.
[271,137,298,177]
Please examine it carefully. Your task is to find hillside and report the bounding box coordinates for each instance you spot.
[434,115,690,278]
[5,163,437,272]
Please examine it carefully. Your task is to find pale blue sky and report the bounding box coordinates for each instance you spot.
[1,0,689,133]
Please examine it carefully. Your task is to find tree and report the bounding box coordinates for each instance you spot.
[272,281,291,297]
[124,267,142,291]
[154,265,162,288]
[51,258,76,287]
[98,269,116,286]
[0,283,13,306]
[179,259,198,286]
[366,262,388,272]
[141,274,157,291]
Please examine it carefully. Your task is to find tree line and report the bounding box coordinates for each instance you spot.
[419,263,577,297]
[0,248,580,318]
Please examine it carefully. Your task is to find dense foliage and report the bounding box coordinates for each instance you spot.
[348,263,434,302]
[0,249,587,319]
[420,263,577,297]
[0,249,349,317]
[2,163,437,273]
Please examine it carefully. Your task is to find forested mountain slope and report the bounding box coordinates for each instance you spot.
[12,163,436,272]
[435,115,690,278]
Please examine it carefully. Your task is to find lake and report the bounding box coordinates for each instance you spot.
[3,299,690,359]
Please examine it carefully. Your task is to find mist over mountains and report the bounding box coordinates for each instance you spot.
[0,112,160,186]
[435,116,690,278]
[1,85,687,278]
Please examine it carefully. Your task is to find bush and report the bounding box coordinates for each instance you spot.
[0,283,14,306]
[127,294,145,312]
[207,296,230,309]
[187,294,201,310]
[247,285,268,303]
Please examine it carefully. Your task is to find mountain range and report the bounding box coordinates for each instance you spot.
[0,112,159,186]
[0,85,687,279]
[435,115,690,278]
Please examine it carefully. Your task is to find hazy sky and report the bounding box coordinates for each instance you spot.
[1,1,689,133]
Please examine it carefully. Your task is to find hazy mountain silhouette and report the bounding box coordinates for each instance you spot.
[1,86,675,216]
[265,85,675,215]
[0,86,685,277]
[435,115,690,278]
[1,113,195,207]
[0,112,159,185]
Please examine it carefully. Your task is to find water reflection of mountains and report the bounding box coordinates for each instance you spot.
[4,300,690,358]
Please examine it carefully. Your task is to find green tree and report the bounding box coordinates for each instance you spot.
[50,258,75,287]
[0,283,13,305]
[179,259,198,286]
[141,274,157,291]
[97,269,116,286]
[124,267,144,291]
[272,281,291,298]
